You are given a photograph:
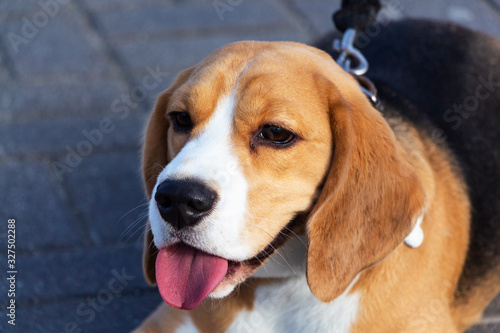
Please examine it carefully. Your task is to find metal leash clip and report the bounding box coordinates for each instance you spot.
[333,28,368,75]
[333,28,381,108]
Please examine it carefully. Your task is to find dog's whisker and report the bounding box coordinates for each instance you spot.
[246,214,306,246]
[280,226,308,250]
[116,201,149,225]
[153,162,167,173]
[122,215,149,243]
[120,210,149,240]
[128,216,147,239]
[142,229,155,249]
[243,228,297,274]
[240,280,257,293]
[121,210,149,234]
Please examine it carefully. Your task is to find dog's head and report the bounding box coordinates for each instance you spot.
[141,41,426,309]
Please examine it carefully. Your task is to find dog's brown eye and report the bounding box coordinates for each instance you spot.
[171,112,192,131]
[259,125,295,144]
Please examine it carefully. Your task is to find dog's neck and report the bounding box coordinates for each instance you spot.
[253,217,424,280]
[252,235,308,278]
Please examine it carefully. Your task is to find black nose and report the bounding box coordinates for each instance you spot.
[154,179,217,230]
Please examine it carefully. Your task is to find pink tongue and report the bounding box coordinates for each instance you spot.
[155,244,228,310]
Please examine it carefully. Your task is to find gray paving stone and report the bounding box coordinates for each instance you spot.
[117,28,309,73]
[0,113,146,156]
[131,68,175,109]
[0,64,9,86]
[0,43,12,80]
[3,13,111,78]
[0,161,85,251]
[95,0,289,37]
[466,323,500,333]
[0,0,45,12]
[486,294,500,316]
[398,0,500,38]
[0,0,73,15]
[0,78,129,122]
[125,24,311,103]
[0,290,162,333]
[63,151,148,244]
[292,0,341,36]
[0,243,149,305]
[81,0,177,12]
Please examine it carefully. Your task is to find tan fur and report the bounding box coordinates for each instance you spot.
[349,120,470,332]
[305,75,427,302]
[453,269,500,330]
[135,41,490,332]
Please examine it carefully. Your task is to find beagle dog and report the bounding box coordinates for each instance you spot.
[134,19,500,332]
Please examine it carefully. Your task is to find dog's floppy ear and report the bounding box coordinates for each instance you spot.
[306,76,427,302]
[141,67,195,285]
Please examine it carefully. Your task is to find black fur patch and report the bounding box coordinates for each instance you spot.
[315,19,500,298]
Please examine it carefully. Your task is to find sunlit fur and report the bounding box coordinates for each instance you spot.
[135,41,483,333]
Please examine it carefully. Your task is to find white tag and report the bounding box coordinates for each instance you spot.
[404,214,424,248]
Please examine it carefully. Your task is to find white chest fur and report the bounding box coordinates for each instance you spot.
[226,275,360,333]
[226,236,360,333]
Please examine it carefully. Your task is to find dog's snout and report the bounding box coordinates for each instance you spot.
[154,179,217,230]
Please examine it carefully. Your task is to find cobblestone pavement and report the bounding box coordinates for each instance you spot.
[1,0,499,332]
